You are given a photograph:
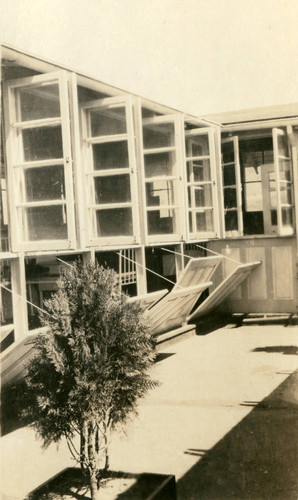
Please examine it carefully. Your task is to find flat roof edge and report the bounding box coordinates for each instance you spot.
[1,42,219,127]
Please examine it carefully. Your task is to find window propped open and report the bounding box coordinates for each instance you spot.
[141,114,184,244]
[184,127,218,239]
[3,71,76,251]
[222,129,295,237]
[81,96,140,246]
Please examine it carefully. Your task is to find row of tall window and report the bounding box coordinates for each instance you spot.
[1,70,296,254]
[2,71,219,252]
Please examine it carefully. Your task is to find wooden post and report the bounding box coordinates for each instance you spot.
[11,253,28,342]
[135,246,147,295]
[174,243,184,280]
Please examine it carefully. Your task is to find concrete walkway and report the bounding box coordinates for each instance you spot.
[1,322,298,499]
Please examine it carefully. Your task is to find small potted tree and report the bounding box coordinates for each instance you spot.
[23,261,159,500]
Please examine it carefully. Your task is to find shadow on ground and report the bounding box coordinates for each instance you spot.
[195,314,233,335]
[252,345,298,355]
[0,381,30,436]
[177,369,298,500]
[26,468,177,500]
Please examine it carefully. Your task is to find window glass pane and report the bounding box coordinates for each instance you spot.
[96,208,133,237]
[185,134,209,157]
[0,260,14,352]
[269,173,277,209]
[187,159,211,182]
[143,123,175,149]
[147,209,174,235]
[188,184,212,208]
[280,184,292,205]
[244,165,263,212]
[224,188,237,208]
[146,180,174,207]
[92,141,129,170]
[94,175,131,204]
[188,211,193,233]
[279,159,291,181]
[22,126,63,161]
[189,210,213,233]
[26,206,67,240]
[222,141,235,163]
[196,210,213,232]
[0,260,13,326]
[281,207,293,227]
[25,165,65,201]
[245,182,263,212]
[90,107,127,136]
[144,152,175,178]
[19,84,60,121]
[223,164,236,185]
[225,210,238,231]
[277,133,289,158]
[1,128,9,252]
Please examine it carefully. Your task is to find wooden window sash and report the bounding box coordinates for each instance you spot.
[138,113,185,244]
[90,202,133,210]
[13,118,61,130]
[272,127,295,236]
[14,158,64,169]
[85,134,128,145]
[184,127,219,239]
[221,136,243,237]
[16,200,67,209]
[145,175,178,183]
[143,146,176,155]
[3,71,76,252]
[146,204,178,211]
[81,95,140,246]
[87,168,130,177]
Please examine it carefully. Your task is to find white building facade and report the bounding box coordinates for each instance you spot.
[1,44,298,385]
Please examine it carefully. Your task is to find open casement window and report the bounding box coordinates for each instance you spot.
[184,128,218,239]
[3,72,76,251]
[0,259,14,352]
[221,136,243,237]
[81,96,140,246]
[272,128,295,236]
[141,115,184,244]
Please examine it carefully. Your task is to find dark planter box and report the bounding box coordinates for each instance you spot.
[26,467,177,500]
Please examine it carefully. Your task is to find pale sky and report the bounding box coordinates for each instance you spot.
[1,0,298,116]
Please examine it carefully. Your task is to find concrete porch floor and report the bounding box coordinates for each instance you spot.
[1,321,298,499]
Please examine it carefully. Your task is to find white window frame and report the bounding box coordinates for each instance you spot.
[3,71,76,252]
[184,127,219,240]
[222,129,295,238]
[272,128,295,236]
[80,95,140,247]
[221,136,243,237]
[140,114,185,244]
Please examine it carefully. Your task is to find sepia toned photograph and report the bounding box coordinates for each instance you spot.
[0,1,298,498]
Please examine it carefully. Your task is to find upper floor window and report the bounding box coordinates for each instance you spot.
[3,72,76,251]
[222,128,295,237]
[81,96,140,246]
[1,122,9,252]
[184,127,218,239]
[140,114,184,244]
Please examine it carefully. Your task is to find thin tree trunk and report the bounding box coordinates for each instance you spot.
[103,418,110,471]
[89,472,100,500]
[88,424,101,499]
[80,421,88,470]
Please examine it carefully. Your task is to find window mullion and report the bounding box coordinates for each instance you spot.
[13,117,61,129]
[273,128,283,235]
